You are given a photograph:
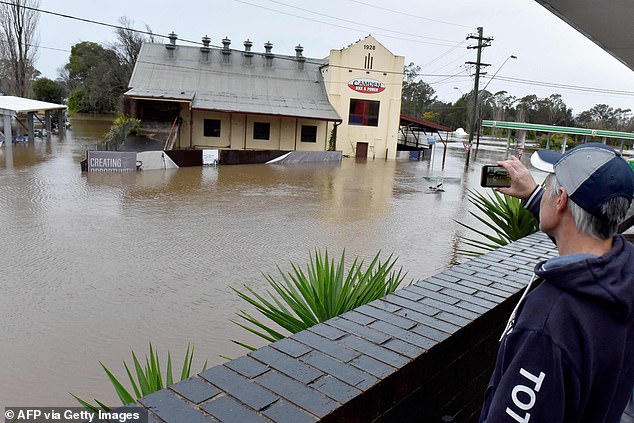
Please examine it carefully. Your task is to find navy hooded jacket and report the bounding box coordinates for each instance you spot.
[479,225,634,422]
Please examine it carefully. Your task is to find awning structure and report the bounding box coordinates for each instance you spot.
[481,120,634,156]
[535,0,634,72]
[400,114,452,133]
[0,96,67,147]
[0,96,66,117]
[481,120,634,141]
[399,113,453,168]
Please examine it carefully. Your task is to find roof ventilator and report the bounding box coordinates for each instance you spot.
[295,44,305,70]
[200,35,211,62]
[243,39,253,66]
[264,41,273,67]
[221,37,231,64]
[165,32,177,57]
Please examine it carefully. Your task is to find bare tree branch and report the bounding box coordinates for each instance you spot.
[0,0,40,97]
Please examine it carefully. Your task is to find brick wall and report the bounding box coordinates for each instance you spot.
[135,232,556,422]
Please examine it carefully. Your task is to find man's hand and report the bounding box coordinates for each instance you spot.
[495,156,538,200]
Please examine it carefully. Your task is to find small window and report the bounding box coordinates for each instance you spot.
[253,122,270,140]
[349,99,380,127]
[300,125,317,143]
[203,119,221,137]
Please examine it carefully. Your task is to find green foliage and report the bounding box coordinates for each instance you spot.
[71,342,207,411]
[103,114,141,150]
[32,77,65,104]
[64,41,126,113]
[328,126,337,151]
[422,111,440,123]
[232,250,410,347]
[67,88,85,113]
[456,189,539,256]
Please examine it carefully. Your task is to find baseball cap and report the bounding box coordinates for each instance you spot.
[530,142,634,216]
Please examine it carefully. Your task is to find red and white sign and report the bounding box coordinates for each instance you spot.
[348,78,386,94]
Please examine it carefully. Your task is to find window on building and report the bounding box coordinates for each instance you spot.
[253,122,270,140]
[300,125,318,143]
[203,119,221,137]
[349,99,379,126]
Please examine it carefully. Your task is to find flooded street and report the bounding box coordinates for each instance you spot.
[0,115,517,407]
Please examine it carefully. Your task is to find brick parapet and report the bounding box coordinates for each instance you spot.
[135,232,556,422]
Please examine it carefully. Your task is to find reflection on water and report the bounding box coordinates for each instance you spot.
[0,116,517,406]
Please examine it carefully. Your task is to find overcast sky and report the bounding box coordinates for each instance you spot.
[33,0,634,115]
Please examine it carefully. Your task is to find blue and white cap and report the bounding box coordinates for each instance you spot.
[530,143,634,216]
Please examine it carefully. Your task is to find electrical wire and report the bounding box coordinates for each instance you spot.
[348,0,474,29]
[5,0,633,99]
[232,0,460,47]
[263,0,459,43]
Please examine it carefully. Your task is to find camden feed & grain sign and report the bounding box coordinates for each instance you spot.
[87,151,137,172]
[347,78,385,94]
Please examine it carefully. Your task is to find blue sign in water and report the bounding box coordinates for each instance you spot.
[86,151,137,172]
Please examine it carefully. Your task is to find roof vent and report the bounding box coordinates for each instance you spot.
[295,44,305,70]
[222,37,231,64]
[166,32,177,57]
[243,39,253,66]
[264,41,273,67]
[200,35,211,62]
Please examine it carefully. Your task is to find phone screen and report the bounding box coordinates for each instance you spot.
[480,165,511,188]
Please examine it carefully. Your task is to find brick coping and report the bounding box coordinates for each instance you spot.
[132,232,556,422]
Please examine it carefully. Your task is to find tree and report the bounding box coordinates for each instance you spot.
[575,104,632,131]
[32,77,65,103]
[401,62,437,117]
[65,41,125,113]
[0,0,40,97]
[110,16,154,85]
[62,17,154,113]
[534,94,573,126]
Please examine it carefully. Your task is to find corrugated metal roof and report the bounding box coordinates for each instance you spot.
[400,114,452,132]
[0,96,66,115]
[126,43,341,121]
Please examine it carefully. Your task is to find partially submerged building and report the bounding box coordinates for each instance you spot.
[125,34,341,154]
[124,34,405,160]
[322,35,405,159]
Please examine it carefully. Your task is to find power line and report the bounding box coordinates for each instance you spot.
[263,0,459,43]
[8,0,634,100]
[0,0,173,42]
[231,0,460,47]
[490,75,634,96]
[348,0,474,29]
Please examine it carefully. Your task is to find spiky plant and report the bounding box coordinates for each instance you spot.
[71,342,206,411]
[232,250,410,349]
[456,189,539,256]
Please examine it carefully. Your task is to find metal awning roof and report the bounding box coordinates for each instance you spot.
[400,114,452,132]
[481,120,634,140]
[535,0,634,71]
[0,96,66,117]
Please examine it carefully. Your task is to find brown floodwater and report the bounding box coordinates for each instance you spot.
[0,115,522,408]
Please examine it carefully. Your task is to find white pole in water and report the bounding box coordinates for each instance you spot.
[3,114,12,149]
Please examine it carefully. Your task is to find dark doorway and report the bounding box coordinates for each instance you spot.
[356,142,368,158]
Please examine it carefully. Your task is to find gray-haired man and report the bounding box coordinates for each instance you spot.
[479,143,634,422]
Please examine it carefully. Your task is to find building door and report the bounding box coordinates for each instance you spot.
[356,142,368,158]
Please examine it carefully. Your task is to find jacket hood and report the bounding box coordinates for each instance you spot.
[534,235,634,321]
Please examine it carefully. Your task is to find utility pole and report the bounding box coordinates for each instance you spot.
[464,27,492,168]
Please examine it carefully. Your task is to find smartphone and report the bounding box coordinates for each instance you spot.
[480,165,511,188]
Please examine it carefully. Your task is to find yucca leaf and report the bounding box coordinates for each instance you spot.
[99,362,136,405]
[232,250,411,348]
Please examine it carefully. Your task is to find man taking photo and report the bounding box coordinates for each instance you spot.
[479,143,634,422]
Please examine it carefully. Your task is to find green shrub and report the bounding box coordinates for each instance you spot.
[103,114,141,150]
[232,250,410,348]
[71,342,206,411]
[456,189,539,256]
